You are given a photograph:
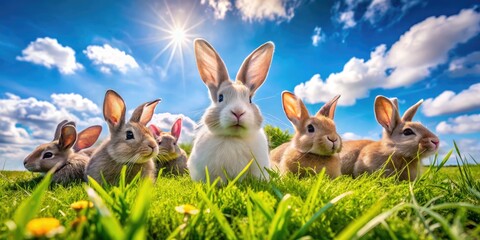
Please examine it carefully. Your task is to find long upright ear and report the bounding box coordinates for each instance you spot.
[59,124,77,151]
[194,39,230,100]
[148,124,162,137]
[236,42,274,96]
[104,90,126,131]
[402,99,423,122]
[316,95,341,119]
[171,118,182,143]
[53,120,69,140]
[282,91,309,129]
[130,99,161,125]
[374,96,401,133]
[73,125,102,151]
[391,98,399,111]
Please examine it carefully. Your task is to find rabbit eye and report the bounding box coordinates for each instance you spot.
[218,94,224,102]
[126,130,135,140]
[249,96,252,103]
[402,128,415,136]
[307,124,315,133]
[42,152,53,159]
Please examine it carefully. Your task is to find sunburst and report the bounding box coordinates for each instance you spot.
[140,2,203,78]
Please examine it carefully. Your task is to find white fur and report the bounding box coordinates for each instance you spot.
[188,125,270,182]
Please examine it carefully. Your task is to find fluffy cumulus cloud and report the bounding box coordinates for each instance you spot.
[342,132,363,140]
[333,0,422,29]
[236,0,300,22]
[0,93,102,170]
[16,37,83,74]
[51,93,101,115]
[422,83,480,116]
[295,8,480,106]
[83,44,139,74]
[437,139,480,165]
[201,0,301,22]
[436,114,480,134]
[200,0,232,19]
[448,51,480,77]
[311,27,326,46]
[150,113,197,143]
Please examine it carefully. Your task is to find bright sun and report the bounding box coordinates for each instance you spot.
[140,3,203,79]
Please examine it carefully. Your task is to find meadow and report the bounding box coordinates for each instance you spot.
[0,127,479,239]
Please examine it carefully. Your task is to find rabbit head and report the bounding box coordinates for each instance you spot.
[149,118,182,157]
[374,96,439,159]
[282,91,342,156]
[23,120,101,172]
[103,90,160,164]
[194,39,274,138]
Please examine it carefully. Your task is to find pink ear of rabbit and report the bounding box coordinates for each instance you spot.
[148,124,162,137]
[171,118,182,142]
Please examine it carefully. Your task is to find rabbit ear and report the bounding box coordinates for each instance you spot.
[236,42,274,96]
[171,118,182,142]
[148,124,161,137]
[391,98,399,110]
[59,124,77,151]
[316,95,341,119]
[130,99,160,125]
[402,99,423,122]
[73,125,102,151]
[53,120,69,140]
[194,39,230,100]
[374,96,401,133]
[104,90,126,131]
[282,91,309,128]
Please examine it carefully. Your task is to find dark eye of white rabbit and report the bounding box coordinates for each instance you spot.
[402,128,415,136]
[42,152,53,159]
[249,96,252,103]
[218,94,224,102]
[126,130,135,140]
[307,124,315,133]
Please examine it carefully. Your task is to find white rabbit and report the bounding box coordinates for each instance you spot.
[188,39,274,183]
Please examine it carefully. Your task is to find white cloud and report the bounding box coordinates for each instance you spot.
[342,132,363,140]
[83,44,139,74]
[448,51,480,77]
[333,0,422,29]
[295,8,480,106]
[0,93,103,170]
[150,113,197,143]
[201,0,232,19]
[51,93,101,115]
[16,37,83,74]
[436,114,480,134]
[311,27,326,46]
[235,0,300,22]
[338,10,357,29]
[422,83,480,116]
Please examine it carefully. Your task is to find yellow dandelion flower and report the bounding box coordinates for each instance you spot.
[175,204,199,215]
[26,217,64,238]
[70,200,94,211]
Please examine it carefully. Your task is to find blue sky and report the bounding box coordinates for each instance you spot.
[0,0,479,170]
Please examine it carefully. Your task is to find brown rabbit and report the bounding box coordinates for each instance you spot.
[340,96,440,181]
[85,90,160,185]
[148,118,188,175]
[23,120,102,184]
[270,91,342,178]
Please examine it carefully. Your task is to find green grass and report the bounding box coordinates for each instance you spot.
[0,153,479,239]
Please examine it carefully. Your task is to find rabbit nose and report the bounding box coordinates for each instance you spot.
[231,110,245,120]
[148,144,156,150]
[431,139,439,148]
[327,136,337,143]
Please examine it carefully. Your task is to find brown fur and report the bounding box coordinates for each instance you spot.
[85,90,159,185]
[339,96,440,181]
[23,121,101,185]
[270,92,342,178]
[154,132,188,175]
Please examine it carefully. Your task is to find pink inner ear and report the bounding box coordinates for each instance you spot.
[148,125,161,137]
[171,118,182,141]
